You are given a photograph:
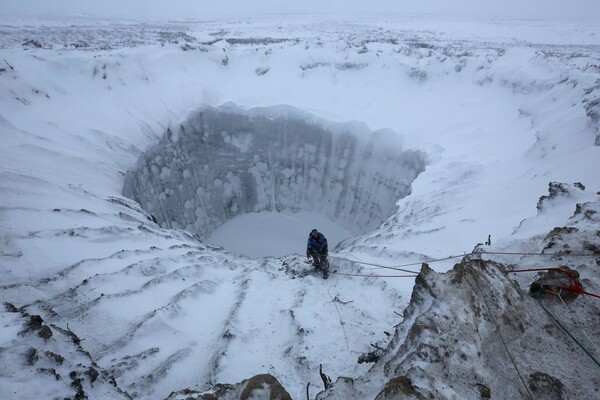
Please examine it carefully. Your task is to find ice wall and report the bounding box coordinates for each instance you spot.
[123,105,427,238]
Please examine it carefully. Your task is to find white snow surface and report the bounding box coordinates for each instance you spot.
[1,14,600,400]
[206,211,354,258]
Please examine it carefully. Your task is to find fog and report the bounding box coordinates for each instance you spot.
[3,0,600,20]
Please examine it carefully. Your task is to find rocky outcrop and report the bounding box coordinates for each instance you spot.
[316,257,600,399]
[374,375,424,400]
[582,79,600,146]
[537,182,574,212]
[164,374,292,400]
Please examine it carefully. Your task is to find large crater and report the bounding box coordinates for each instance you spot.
[123,105,427,243]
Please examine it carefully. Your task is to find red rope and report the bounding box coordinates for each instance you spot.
[509,267,600,299]
[579,290,600,299]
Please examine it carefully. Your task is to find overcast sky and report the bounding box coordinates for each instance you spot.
[2,0,600,20]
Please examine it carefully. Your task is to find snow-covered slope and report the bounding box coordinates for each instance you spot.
[1,15,599,399]
[319,184,600,399]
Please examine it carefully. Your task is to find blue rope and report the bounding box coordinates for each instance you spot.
[532,288,600,369]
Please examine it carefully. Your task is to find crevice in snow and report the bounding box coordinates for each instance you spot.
[123,105,427,243]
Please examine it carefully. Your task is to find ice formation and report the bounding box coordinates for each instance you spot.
[123,105,427,239]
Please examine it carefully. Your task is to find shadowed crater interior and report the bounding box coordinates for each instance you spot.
[123,105,427,240]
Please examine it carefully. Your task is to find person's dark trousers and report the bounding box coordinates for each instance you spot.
[309,251,329,277]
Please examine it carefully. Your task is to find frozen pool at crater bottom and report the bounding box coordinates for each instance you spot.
[205,210,356,258]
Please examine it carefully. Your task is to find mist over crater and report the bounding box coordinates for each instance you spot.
[123,105,427,243]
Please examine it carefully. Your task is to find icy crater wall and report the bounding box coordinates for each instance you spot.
[123,106,427,239]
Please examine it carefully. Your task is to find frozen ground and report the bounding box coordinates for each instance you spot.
[206,211,354,258]
[1,13,600,400]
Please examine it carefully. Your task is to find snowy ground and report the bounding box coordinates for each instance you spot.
[1,14,600,400]
[206,211,354,258]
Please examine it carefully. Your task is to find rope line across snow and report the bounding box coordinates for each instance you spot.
[468,269,534,400]
[532,288,600,369]
[556,292,600,354]
[327,249,598,277]
[326,286,363,355]
[328,253,465,274]
[331,271,418,278]
[302,248,599,281]
[479,250,599,258]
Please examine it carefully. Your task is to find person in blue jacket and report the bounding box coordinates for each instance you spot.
[306,229,329,279]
